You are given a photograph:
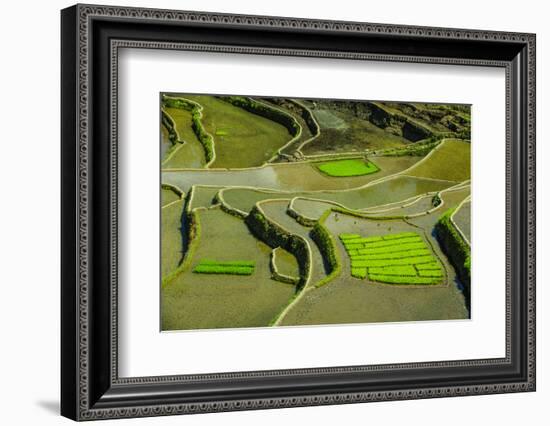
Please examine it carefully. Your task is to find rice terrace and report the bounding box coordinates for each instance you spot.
[160,93,472,331]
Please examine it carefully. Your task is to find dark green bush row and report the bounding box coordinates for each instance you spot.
[190,111,215,163]
[221,96,300,137]
[245,206,310,289]
[378,137,442,157]
[367,102,435,142]
[435,208,471,306]
[432,194,442,207]
[286,206,317,227]
[162,95,195,110]
[161,110,179,145]
[161,183,184,198]
[290,100,320,137]
[309,211,342,288]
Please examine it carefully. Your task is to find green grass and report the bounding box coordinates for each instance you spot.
[368,274,441,285]
[351,255,435,268]
[368,265,417,276]
[339,232,444,285]
[417,269,444,278]
[406,139,471,182]
[351,249,431,261]
[317,158,379,177]
[351,267,368,279]
[193,259,255,275]
[340,234,361,240]
[416,262,442,270]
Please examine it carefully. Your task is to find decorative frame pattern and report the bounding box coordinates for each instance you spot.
[61,4,536,421]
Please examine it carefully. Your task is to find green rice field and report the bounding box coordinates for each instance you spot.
[340,232,444,284]
[317,158,379,177]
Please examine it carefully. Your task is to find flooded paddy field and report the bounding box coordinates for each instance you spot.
[161,207,295,331]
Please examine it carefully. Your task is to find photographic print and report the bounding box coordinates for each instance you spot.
[160,94,471,331]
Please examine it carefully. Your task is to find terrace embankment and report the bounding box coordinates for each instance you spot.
[435,208,471,310]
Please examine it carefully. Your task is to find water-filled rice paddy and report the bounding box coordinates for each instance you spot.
[161,155,423,193]
[182,95,293,168]
[223,176,453,220]
[162,107,206,168]
[279,212,468,326]
[406,139,471,182]
[161,187,181,207]
[161,207,295,330]
[188,186,222,210]
[271,247,299,280]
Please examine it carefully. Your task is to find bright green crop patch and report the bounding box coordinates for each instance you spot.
[351,255,435,268]
[317,158,379,177]
[340,234,361,240]
[351,249,431,261]
[415,262,442,270]
[193,259,255,275]
[368,265,417,276]
[357,242,426,255]
[339,232,444,285]
[418,269,444,278]
[368,274,441,285]
[351,268,368,279]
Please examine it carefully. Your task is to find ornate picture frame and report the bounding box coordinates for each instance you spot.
[61,4,535,420]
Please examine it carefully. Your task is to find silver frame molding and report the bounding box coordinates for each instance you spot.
[61,3,536,421]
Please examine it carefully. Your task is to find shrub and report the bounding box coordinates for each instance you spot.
[311,214,342,288]
[221,96,301,137]
[435,208,471,303]
[245,206,310,289]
